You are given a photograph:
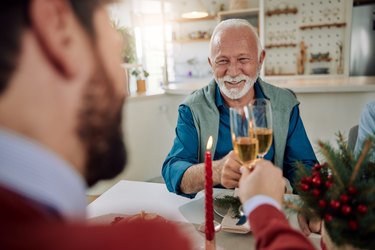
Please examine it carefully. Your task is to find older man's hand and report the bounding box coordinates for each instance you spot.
[220,151,242,189]
[298,214,322,236]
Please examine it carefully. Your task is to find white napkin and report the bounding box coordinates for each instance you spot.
[220,188,251,234]
[221,207,251,234]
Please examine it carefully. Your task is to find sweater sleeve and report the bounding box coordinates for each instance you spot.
[249,204,317,250]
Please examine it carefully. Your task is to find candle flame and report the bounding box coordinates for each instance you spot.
[206,136,213,151]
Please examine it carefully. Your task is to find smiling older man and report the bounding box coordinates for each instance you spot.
[162,19,317,198]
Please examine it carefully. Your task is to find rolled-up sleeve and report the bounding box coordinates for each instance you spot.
[162,105,199,198]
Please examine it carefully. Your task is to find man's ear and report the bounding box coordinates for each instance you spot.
[30,0,88,78]
[259,50,266,65]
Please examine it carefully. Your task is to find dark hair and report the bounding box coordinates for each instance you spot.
[0,0,115,94]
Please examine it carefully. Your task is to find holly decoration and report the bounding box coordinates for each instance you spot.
[295,133,375,249]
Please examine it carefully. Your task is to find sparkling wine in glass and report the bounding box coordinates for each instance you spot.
[252,99,273,158]
[230,105,258,168]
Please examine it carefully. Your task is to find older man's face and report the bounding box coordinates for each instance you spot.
[210,28,261,100]
[77,7,127,186]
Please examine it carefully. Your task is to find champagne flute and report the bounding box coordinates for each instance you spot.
[230,105,258,168]
[252,99,273,158]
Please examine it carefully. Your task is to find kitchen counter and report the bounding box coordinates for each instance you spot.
[163,76,375,95]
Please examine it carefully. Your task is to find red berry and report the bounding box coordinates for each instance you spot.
[340,194,349,203]
[341,205,351,215]
[325,181,333,188]
[327,174,333,181]
[312,189,321,197]
[357,204,368,214]
[348,220,358,231]
[313,164,322,171]
[348,186,357,194]
[300,183,309,191]
[324,214,333,222]
[330,200,340,209]
[312,176,322,186]
[318,199,326,208]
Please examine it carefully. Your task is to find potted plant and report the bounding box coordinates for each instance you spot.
[131,68,149,93]
[112,20,136,64]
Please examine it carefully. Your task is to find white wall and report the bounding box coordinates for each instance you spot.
[297,91,375,161]
[88,89,375,195]
[88,93,185,195]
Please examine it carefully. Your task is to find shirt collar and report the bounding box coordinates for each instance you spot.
[0,129,87,221]
[214,78,267,106]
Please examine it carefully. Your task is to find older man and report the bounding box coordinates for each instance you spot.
[162,19,317,197]
[0,0,191,249]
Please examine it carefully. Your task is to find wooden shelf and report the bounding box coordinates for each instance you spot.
[265,43,297,49]
[167,15,217,23]
[266,8,298,16]
[309,58,332,63]
[300,22,346,30]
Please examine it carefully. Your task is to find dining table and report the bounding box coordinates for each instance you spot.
[87,180,320,250]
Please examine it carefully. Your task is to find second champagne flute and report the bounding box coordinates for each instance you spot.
[252,99,273,158]
[230,105,258,168]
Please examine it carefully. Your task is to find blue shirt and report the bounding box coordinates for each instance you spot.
[162,81,317,198]
[354,101,375,160]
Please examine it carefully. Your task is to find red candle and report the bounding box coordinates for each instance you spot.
[205,136,214,241]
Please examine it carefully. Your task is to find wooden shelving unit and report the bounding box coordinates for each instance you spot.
[300,22,346,30]
[266,8,298,16]
[265,43,297,49]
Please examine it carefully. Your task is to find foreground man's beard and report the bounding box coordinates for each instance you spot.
[216,67,260,100]
[78,58,127,187]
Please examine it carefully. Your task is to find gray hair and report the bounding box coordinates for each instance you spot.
[209,19,263,60]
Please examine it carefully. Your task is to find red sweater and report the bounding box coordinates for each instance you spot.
[0,186,192,250]
[249,204,317,250]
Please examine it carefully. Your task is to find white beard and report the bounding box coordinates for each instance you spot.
[215,72,258,100]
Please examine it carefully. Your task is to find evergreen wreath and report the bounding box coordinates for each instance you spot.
[295,133,375,249]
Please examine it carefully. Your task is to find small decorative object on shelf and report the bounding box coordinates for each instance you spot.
[336,41,344,74]
[297,41,307,75]
[266,7,298,16]
[131,68,149,93]
[295,133,375,250]
[265,43,297,49]
[309,52,332,63]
